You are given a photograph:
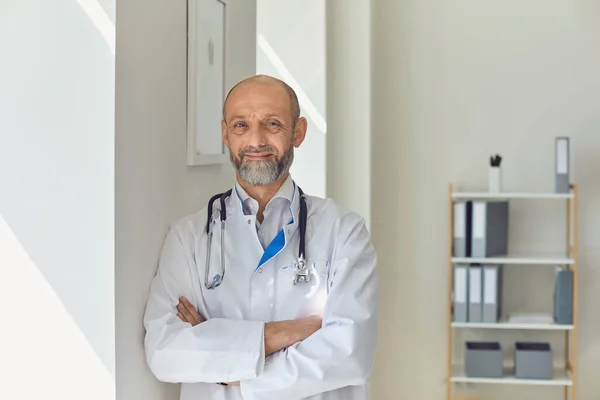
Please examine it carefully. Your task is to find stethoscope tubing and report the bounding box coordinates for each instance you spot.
[204,186,308,289]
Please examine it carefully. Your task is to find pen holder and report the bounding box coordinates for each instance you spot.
[489,166,502,193]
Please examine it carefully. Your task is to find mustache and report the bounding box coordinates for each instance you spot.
[239,145,279,157]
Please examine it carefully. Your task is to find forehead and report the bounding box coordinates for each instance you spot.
[225,81,291,119]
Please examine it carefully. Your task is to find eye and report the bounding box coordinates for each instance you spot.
[266,120,280,127]
[232,122,247,128]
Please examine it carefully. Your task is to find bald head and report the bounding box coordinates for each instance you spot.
[222,75,300,123]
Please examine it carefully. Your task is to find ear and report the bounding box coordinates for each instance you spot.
[221,120,230,150]
[292,117,308,148]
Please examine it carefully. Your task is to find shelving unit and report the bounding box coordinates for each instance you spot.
[446,184,579,400]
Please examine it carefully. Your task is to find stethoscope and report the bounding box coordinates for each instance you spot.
[204,186,309,290]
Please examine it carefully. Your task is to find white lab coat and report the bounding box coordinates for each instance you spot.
[143,180,378,400]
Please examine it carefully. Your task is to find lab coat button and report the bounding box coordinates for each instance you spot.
[258,268,263,273]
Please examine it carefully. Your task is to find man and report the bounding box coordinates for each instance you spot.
[143,75,378,400]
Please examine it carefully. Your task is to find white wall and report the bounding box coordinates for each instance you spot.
[370,1,600,399]
[0,0,115,398]
[326,0,371,226]
[115,0,256,399]
[256,0,326,199]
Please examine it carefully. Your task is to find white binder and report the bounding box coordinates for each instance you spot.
[468,265,483,323]
[453,202,467,257]
[453,265,469,322]
[470,201,509,258]
[555,137,570,193]
[483,265,502,323]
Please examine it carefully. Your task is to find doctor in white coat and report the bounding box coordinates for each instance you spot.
[143,74,378,400]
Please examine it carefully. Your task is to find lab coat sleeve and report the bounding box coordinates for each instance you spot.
[143,226,266,384]
[239,216,378,400]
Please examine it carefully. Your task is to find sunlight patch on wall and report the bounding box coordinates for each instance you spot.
[257,34,327,134]
[75,0,115,55]
[0,215,114,399]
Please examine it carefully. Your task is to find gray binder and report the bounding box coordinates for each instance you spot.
[483,265,503,323]
[554,267,573,324]
[471,201,509,258]
[468,265,483,323]
[453,265,469,322]
[555,137,570,194]
[453,201,473,257]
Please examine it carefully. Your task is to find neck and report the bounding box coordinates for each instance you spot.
[236,172,289,222]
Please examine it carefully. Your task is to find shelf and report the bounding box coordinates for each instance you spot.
[451,366,572,386]
[452,192,573,200]
[452,321,574,331]
[451,254,574,265]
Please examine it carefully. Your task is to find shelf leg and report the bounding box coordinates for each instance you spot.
[447,184,453,400]
[571,184,579,400]
[566,195,571,400]
[567,196,571,257]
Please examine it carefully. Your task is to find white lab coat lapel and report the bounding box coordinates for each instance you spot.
[246,183,300,321]
[196,196,263,320]
[194,182,327,323]
[273,192,332,319]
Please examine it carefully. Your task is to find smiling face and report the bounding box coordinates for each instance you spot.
[221,77,306,186]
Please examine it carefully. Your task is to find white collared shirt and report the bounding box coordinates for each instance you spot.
[234,176,296,250]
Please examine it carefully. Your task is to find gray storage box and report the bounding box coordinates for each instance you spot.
[465,341,503,378]
[514,342,553,380]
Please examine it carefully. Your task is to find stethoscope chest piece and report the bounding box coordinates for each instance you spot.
[293,256,311,285]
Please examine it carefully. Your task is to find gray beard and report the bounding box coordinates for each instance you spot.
[231,145,294,186]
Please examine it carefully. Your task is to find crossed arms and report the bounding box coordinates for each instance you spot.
[176,296,322,386]
[143,216,378,400]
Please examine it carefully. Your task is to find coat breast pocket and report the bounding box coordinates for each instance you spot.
[275,259,331,319]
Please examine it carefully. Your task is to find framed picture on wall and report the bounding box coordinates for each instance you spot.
[186,0,228,166]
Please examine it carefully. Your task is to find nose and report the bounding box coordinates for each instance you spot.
[244,122,269,148]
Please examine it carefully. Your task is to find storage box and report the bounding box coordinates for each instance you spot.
[514,342,553,380]
[554,268,573,325]
[465,341,503,378]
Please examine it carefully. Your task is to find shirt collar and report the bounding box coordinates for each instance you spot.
[233,175,296,216]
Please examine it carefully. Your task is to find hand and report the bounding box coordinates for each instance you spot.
[264,315,322,356]
[176,296,204,326]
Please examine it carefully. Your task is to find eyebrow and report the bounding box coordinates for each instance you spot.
[227,113,284,122]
